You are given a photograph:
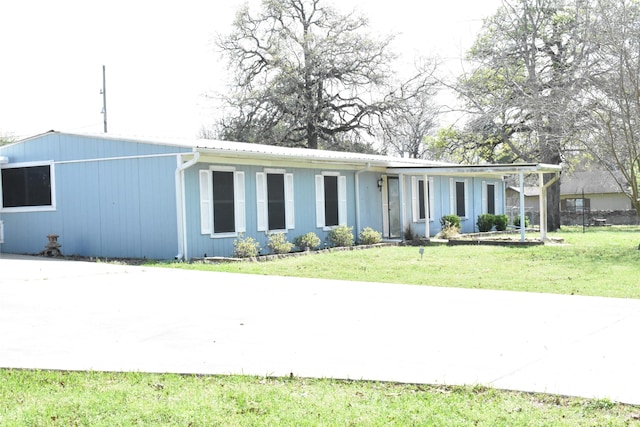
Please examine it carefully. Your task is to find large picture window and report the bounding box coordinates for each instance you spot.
[256,170,294,231]
[199,168,245,236]
[1,163,55,211]
[315,173,347,228]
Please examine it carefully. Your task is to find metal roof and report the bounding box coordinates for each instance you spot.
[18,131,454,168]
[560,170,627,195]
[13,131,563,175]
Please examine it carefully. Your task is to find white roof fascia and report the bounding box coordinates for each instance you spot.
[388,163,562,177]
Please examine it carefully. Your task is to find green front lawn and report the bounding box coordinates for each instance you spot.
[157,226,640,299]
[1,370,638,426]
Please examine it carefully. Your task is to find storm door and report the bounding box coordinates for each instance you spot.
[387,176,401,238]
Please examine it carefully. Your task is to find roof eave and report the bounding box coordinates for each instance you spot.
[387,163,562,176]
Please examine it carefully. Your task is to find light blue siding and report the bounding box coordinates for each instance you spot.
[1,132,512,259]
[184,164,364,258]
[0,133,189,258]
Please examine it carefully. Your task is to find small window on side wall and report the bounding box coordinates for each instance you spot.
[1,163,55,212]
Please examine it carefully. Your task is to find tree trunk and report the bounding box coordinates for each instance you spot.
[546,176,561,231]
[541,138,562,231]
[307,124,318,149]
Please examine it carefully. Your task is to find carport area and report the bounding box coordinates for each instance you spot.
[1,254,639,405]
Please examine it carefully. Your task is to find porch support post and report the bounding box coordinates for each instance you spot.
[399,173,406,241]
[424,173,430,238]
[519,171,526,242]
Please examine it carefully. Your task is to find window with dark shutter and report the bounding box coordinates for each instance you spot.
[212,170,235,233]
[324,175,339,227]
[418,179,426,220]
[487,184,495,214]
[455,181,466,217]
[267,173,286,230]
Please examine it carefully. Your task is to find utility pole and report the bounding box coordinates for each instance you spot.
[100,65,107,133]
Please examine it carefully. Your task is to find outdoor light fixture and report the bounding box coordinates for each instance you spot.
[377,177,384,191]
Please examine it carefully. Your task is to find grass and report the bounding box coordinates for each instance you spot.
[156,226,640,299]
[1,370,639,426]
[4,227,639,425]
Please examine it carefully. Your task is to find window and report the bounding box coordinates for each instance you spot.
[199,168,245,236]
[450,178,468,218]
[315,173,347,228]
[561,198,590,213]
[1,162,55,212]
[256,170,294,231]
[411,176,434,221]
[482,182,496,215]
[213,171,235,233]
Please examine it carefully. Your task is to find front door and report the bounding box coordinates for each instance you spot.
[387,176,401,238]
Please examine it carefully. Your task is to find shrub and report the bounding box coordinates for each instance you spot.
[437,223,460,239]
[233,233,260,258]
[494,214,509,231]
[266,232,294,254]
[404,224,416,241]
[440,214,461,229]
[513,215,531,228]
[476,214,495,232]
[327,225,354,247]
[293,232,321,251]
[358,227,382,245]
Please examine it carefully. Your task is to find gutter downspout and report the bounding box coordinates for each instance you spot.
[355,163,371,237]
[424,173,430,238]
[175,151,200,260]
[519,172,526,242]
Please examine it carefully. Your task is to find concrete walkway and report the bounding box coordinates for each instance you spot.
[1,254,639,404]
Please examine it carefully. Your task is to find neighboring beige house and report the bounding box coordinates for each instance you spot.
[559,171,631,212]
[505,186,540,211]
[505,170,637,225]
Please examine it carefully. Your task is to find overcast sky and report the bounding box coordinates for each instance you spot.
[0,0,502,140]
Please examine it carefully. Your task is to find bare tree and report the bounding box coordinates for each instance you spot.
[215,0,433,151]
[581,0,640,216]
[379,60,440,158]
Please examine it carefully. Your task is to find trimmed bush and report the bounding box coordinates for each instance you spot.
[358,227,382,245]
[327,225,354,247]
[233,233,260,258]
[514,215,531,228]
[494,214,509,231]
[477,214,495,232]
[293,232,321,251]
[266,232,294,254]
[440,214,461,229]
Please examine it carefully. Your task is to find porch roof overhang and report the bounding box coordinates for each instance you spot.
[386,163,562,178]
[386,163,562,243]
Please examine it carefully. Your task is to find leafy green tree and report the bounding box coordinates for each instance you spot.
[451,0,592,230]
[216,0,433,151]
[0,132,14,146]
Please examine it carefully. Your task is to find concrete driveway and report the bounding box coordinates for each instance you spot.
[1,254,639,404]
